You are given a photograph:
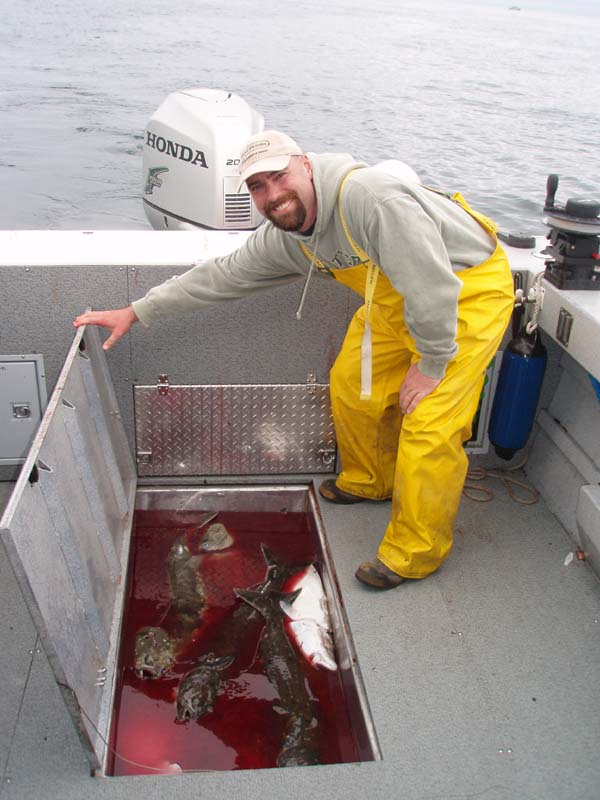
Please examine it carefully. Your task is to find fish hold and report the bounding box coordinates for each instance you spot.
[134,626,176,679]
[166,536,205,627]
[199,522,233,552]
[176,653,234,722]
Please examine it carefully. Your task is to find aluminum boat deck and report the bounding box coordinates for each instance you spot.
[1,473,599,800]
[1,230,599,799]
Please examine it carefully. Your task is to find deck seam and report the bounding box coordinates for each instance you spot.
[0,635,38,796]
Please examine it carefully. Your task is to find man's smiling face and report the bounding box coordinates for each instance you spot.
[246,155,317,233]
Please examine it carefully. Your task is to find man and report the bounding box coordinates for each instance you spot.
[74,130,514,590]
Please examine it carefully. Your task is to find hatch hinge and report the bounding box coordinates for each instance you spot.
[317,447,336,467]
[95,666,107,688]
[137,451,153,467]
[157,374,170,395]
[306,372,317,395]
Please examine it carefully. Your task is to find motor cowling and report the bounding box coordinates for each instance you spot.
[142,88,264,231]
[487,328,547,460]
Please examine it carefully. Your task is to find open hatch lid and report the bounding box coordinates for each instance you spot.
[0,326,136,771]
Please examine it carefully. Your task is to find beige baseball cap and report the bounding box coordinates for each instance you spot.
[238,130,303,186]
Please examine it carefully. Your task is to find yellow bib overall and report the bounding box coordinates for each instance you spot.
[301,178,514,578]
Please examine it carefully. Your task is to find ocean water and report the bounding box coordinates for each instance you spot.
[1,0,598,234]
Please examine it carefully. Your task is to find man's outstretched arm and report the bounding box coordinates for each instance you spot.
[73,306,139,351]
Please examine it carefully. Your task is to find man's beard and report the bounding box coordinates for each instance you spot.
[265,192,307,232]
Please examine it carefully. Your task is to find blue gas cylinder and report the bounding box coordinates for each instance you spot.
[488,328,547,460]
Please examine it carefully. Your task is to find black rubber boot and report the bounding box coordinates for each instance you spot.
[319,479,366,505]
[355,559,406,589]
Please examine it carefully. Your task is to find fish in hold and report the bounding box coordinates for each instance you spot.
[134,626,177,680]
[277,713,319,768]
[235,582,319,766]
[258,543,308,592]
[176,653,234,722]
[166,535,205,629]
[279,564,337,671]
[173,544,301,716]
[199,522,234,551]
[134,535,206,679]
[235,587,315,721]
[134,512,232,680]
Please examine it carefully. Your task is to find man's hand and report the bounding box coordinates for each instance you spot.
[399,363,441,414]
[73,306,139,351]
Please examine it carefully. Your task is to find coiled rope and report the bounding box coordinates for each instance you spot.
[463,455,539,505]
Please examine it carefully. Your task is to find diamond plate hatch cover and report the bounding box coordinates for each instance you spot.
[134,382,337,476]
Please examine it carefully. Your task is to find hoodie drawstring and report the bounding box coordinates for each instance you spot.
[295,230,320,320]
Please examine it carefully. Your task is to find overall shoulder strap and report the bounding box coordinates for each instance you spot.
[338,170,379,401]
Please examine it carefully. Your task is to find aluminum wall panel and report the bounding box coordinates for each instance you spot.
[0,355,47,465]
[135,383,336,477]
[0,263,132,480]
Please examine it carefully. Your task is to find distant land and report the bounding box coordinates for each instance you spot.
[471,0,599,16]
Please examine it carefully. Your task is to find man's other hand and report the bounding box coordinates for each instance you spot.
[399,363,441,414]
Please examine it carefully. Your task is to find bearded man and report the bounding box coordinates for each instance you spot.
[75,130,514,589]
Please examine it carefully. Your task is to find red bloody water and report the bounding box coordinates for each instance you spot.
[107,508,369,776]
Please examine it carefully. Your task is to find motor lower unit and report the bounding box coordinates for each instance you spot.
[542,174,600,290]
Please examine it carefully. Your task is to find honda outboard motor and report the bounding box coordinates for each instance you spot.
[143,88,264,231]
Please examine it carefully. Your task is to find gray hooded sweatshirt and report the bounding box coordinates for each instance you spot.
[132,153,496,379]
